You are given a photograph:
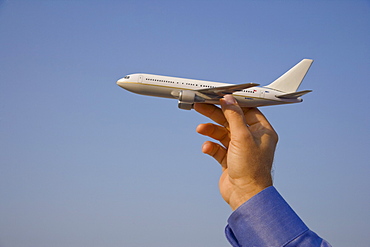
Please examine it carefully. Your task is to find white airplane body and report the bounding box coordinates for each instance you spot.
[117,59,313,110]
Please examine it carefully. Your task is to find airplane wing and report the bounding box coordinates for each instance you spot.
[276,90,312,99]
[194,82,259,99]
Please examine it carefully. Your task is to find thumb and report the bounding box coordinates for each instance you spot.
[220,95,250,138]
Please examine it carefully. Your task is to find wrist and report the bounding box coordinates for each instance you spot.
[228,184,272,210]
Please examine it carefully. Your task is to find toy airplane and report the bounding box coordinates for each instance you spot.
[117,59,313,110]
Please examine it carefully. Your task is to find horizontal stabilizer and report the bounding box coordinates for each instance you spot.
[196,82,259,98]
[276,90,312,99]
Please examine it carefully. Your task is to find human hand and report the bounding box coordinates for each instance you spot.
[194,95,278,210]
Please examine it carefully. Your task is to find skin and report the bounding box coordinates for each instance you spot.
[194,95,278,210]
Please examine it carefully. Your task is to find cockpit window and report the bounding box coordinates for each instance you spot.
[124,76,130,79]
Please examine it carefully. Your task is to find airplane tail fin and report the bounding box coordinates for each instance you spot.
[266,59,313,93]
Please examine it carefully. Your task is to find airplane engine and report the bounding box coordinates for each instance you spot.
[177,90,204,110]
[178,102,193,110]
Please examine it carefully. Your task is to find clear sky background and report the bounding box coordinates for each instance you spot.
[1,1,369,247]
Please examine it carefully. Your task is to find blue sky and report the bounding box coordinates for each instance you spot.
[1,1,369,246]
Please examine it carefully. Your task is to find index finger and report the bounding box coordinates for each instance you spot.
[242,107,275,131]
[193,103,228,128]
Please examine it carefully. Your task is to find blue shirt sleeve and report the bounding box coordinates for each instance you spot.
[225,186,331,247]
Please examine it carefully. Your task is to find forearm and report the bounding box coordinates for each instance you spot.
[225,186,331,247]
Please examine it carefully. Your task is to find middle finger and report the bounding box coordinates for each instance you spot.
[196,123,230,148]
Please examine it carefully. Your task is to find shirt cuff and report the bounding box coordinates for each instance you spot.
[225,186,309,247]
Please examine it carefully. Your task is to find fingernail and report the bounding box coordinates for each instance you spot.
[223,94,237,105]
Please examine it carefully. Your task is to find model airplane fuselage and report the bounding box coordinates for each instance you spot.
[117,59,313,110]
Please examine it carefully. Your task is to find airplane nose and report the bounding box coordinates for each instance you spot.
[116,78,125,87]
